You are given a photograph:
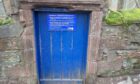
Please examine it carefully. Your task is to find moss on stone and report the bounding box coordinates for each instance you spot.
[0,17,13,26]
[105,8,140,26]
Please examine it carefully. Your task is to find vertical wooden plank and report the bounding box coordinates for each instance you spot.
[52,31,62,78]
[72,23,82,78]
[80,13,90,79]
[72,13,89,79]
[38,12,52,79]
[50,32,54,78]
[62,31,73,78]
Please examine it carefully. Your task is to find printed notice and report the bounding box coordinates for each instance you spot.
[47,14,76,31]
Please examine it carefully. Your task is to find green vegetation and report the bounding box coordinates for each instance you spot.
[0,17,14,26]
[105,8,140,26]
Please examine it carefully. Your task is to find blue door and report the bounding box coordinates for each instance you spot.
[34,9,90,84]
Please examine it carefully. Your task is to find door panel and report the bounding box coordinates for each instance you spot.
[62,31,73,78]
[34,11,90,84]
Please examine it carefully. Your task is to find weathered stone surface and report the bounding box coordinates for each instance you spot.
[87,11,103,77]
[86,75,96,84]
[7,78,18,84]
[22,49,37,77]
[22,49,34,64]
[96,75,140,84]
[101,26,127,50]
[21,26,34,50]
[20,0,102,4]
[0,38,23,50]
[23,26,33,35]
[0,77,37,84]
[97,24,140,84]
[3,0,19,15]
[3,0,12,15]
[100,25,140,50]
[21,34,34,49]
[0,2,6,17]
[0,22,23,38]
[4,63,35,78]
[0,49,36,78]
[0,78,8,84]
[19,9,33,26]
[18,77,37,84]
[97,60,123,75]
[10,0,19,14]
[0,50,21,68]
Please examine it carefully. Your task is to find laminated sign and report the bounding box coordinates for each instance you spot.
[47,14,76,31]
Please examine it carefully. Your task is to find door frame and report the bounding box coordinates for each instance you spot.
[33,9,91,83]
[19,1,103,84]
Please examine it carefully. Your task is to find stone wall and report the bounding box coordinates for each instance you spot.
[96,24,140,84]
[0,0,6,17]
[0,0,140,84]
[0,22,37,84]
[0,0,37,84]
